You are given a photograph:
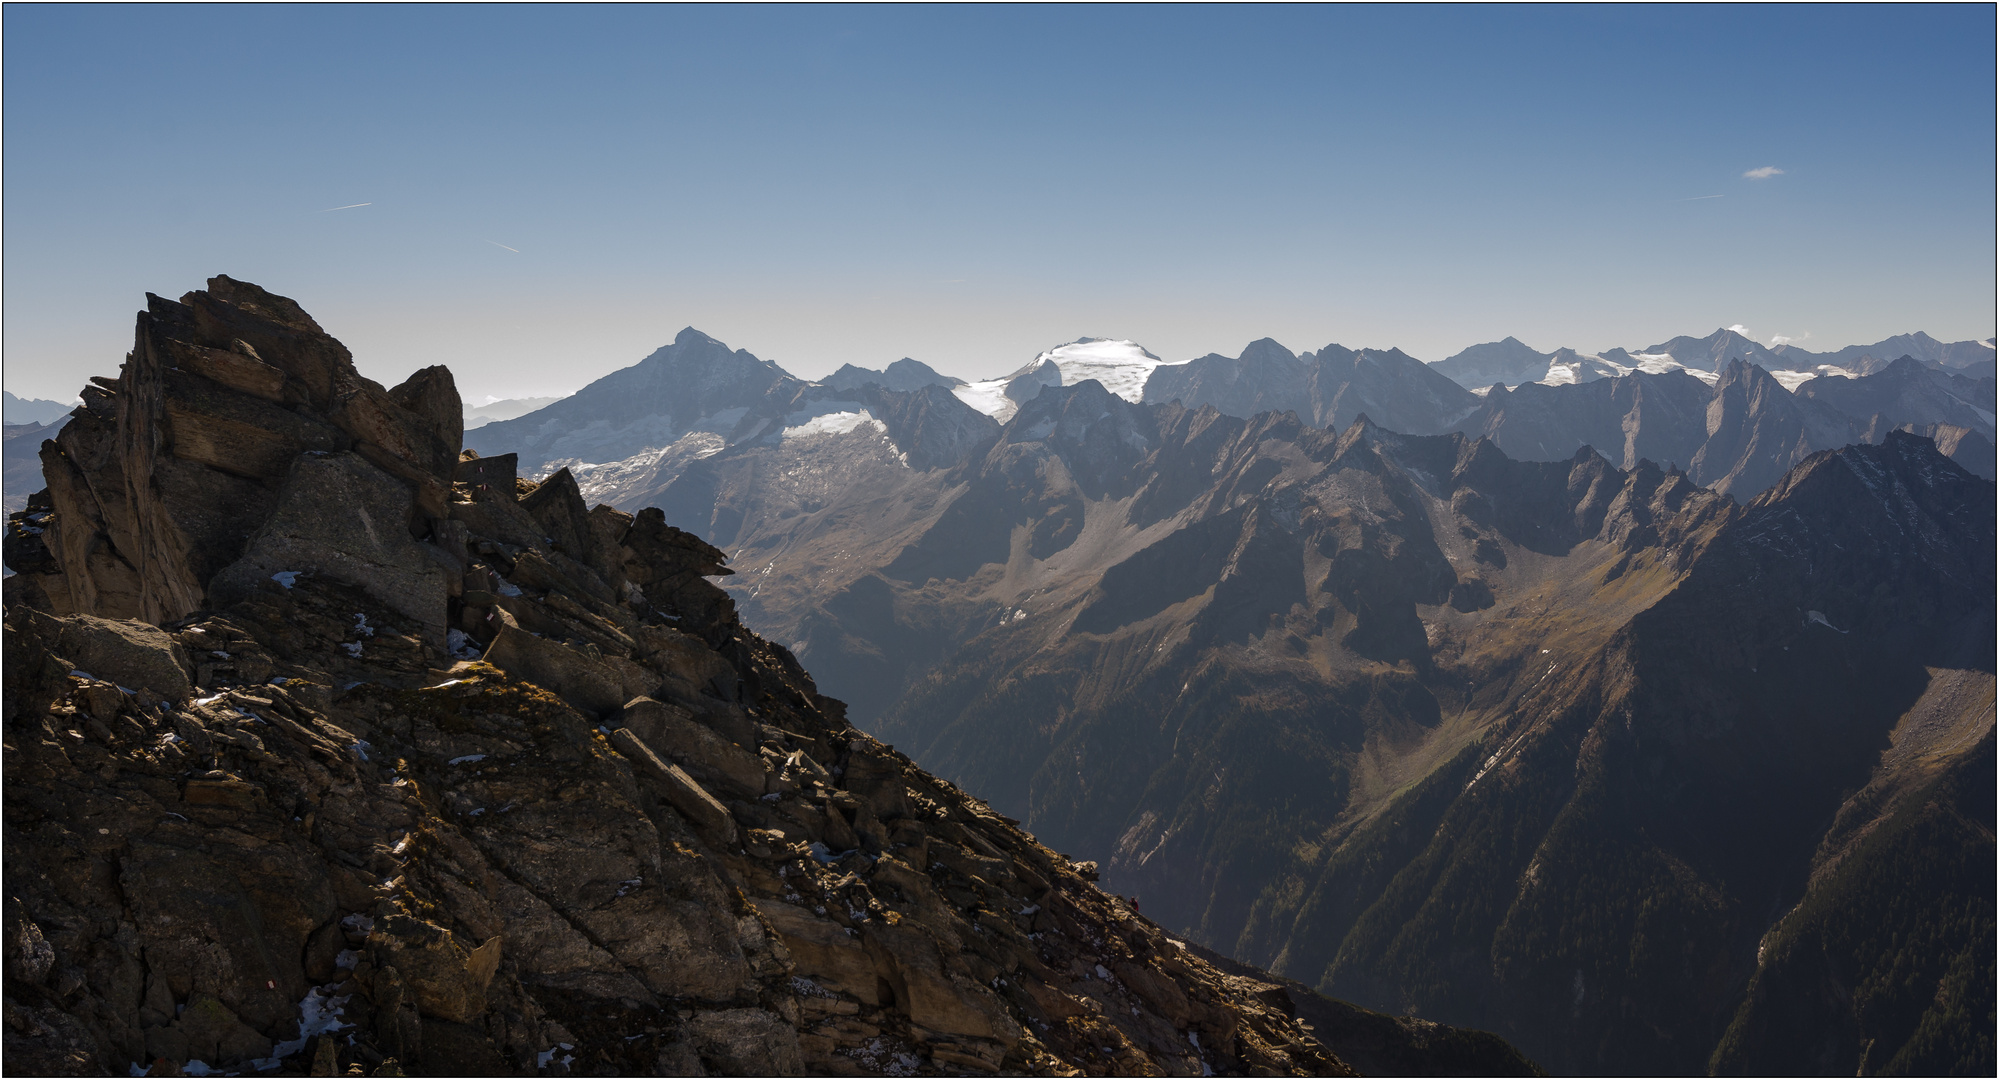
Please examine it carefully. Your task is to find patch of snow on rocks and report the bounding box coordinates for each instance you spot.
[781,409,881,440]
[1768,368,1830,392]
[447,629,483,660]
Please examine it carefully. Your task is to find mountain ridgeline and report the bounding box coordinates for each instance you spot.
[2,279,1548,1077]
[9,285,1991,1076]
[467,327,1993,515]
[459,322,1994,1075]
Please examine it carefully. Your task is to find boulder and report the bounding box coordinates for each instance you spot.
[520,467,593,561]
[163,368,349,482]
[54,614,193,700]
[148,993,273,1067]
[680,1008,803,1075]
[6,898,55,987]
[371,915,501,1024]
[387,365,464,468]
[868,921,1013,1046]
[610,727,739,847]
[452,452,518,492]
[448,487,549,554]
[187,276,350,409]
[209,452,449,646]
[621,696,768,797]
[163,338,289,402]
[480,621,628,717]
[753,901,885,1005]
[333,383,456,523]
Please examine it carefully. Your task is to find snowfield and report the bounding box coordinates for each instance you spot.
[953,338,1164,421]
[1037,338,1164,403]
[782,410,882,440]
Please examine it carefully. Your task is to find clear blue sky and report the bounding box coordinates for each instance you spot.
[5,4,1993,403]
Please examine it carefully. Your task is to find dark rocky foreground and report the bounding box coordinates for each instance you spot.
[1,278,1536,1076]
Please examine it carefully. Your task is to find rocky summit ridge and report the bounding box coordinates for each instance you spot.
[1,278,1539,1076]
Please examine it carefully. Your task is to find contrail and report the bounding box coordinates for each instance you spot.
[1675,195,1725,202]
[484,240,520,253]
[317,202,372,212]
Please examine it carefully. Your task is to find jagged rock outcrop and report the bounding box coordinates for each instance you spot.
[3,280,1533,1077]
[9,277,462,626]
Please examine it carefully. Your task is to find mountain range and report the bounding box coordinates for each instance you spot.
[9,286,1992,1075]
[1430,329,1998,391]
[456,321,1994,1074]
[465,325,1994,515]
[2,277,1551,1077]
[3,390,78,427]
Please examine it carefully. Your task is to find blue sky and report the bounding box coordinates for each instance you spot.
[5,4,1993,402]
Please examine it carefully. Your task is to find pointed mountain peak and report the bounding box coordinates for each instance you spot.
[1238,337,1299,365]
[883,357,955,382]
[673,326,722,347]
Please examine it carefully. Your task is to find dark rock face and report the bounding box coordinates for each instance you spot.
[3,279,1533,1077]
[1688,359,1860,495]
[1144,338,1313,421]
[1459,369,1714,475]
[823,358,963,394]
[1143,340,1482,439]
[855,383,1002,473]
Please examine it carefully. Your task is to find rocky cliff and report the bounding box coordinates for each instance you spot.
[2,279,1535,1077]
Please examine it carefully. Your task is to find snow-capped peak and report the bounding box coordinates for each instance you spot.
[1033,338,1163,403]
[953,337,1164,421]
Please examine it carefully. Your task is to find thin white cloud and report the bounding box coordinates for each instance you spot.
[317,202,372,212]
[1742,166,1784,180]
[484,240,520,253]
[1728,324,1750,335]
